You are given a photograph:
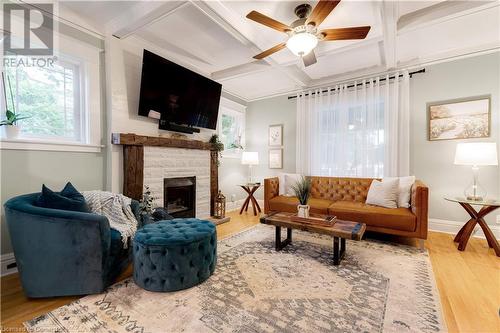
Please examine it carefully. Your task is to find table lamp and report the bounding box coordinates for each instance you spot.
[454,142,498,201]
[241,152,259,184]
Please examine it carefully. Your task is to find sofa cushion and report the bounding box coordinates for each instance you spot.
[308,198,333,214]
[36,183,89,212]
[310,177,374,202]
[366,179,399,208]
[268,196,298,213]
[268,196,333,214]
[328,201,416,232]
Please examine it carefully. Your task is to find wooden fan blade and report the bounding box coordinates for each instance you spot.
[321,26,371,40]
[246,11,291,33]
[306,0,341,27]
[253,43,287,60]
[303,50,317,67]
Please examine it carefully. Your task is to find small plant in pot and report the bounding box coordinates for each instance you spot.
[1,72,29,138]
[291,176,311,218]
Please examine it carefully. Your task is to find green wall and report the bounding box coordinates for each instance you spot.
[246,96,297,200]
[410,52,499,225]
[1,150,105,254]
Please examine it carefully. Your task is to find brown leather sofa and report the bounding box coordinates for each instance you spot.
[264,176,428,239]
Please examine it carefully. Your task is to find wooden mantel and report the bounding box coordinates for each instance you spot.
[112,133,219,216]
[111,133,212,150]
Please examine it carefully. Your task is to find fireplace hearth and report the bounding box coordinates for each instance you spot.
[164,176,196,218]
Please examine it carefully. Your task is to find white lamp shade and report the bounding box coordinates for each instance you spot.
[454,142,498,166]
[241,152,259,165]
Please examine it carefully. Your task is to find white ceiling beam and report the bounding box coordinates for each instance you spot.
[191,0,311,87]
[308,64,388,89]
[106,1,188,38]
[211,61,270,81]
[398,1,497,34]
[380,1,397,70]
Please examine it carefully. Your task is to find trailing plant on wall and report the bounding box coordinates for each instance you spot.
[209,134,224,166]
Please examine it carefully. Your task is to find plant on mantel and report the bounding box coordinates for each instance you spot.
[209,134,224,166]
[1,72,30,138]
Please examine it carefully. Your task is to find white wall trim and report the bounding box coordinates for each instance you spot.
[429,218,500,239]
[0,139,104,153]
[1,253,17,277]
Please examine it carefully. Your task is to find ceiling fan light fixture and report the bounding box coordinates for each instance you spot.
[286,32,318,56]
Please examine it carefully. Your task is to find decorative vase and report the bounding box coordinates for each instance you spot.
[297,204,310,218]
[3,125,20,138]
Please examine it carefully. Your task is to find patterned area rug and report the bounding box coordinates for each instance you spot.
[25,225,445,333]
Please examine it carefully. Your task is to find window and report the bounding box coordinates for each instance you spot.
[217,98,246,158]
[3,57,85,143]
[316,102,385,178]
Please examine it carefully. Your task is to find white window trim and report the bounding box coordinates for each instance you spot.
[0,27,103,153]
[0,137,104,153]
[217,97,246,159]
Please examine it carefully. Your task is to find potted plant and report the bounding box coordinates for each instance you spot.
[1,72,29,138]
[209,134,224,166]
[139,185,155,225]
[291,176,311,218]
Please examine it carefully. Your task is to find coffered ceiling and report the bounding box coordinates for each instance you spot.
[61,0,500,102]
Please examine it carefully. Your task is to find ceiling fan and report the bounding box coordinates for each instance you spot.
[246,0,371,67]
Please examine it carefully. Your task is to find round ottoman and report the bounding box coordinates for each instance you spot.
[133,218,217,292]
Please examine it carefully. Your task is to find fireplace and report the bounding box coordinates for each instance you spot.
[164,176,196,218]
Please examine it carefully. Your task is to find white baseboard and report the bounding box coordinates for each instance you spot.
[226,199,264,213]
[429,218,500,239]
[1,252,17,277]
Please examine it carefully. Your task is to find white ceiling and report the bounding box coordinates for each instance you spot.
[61,0,500,102]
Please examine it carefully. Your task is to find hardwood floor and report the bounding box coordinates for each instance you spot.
[2,211,499,332]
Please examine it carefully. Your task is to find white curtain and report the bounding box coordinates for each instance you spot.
[296,71,410,178]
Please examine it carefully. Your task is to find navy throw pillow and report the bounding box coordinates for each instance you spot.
[36,182,89,212]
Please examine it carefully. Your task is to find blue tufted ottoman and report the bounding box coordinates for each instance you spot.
[133,218,217,292]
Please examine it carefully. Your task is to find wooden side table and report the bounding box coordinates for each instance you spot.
[239,184,261,216]
[445,197,500,256]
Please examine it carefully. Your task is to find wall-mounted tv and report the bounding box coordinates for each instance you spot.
[138,50,222,132]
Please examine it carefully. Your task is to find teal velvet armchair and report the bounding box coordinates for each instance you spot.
[4,193,140,298]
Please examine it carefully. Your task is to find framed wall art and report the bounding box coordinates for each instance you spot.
[269,124,283,146]
[269,149,283,169]
[428,95,490,141]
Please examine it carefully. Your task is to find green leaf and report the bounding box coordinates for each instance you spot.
[6,110,15,121]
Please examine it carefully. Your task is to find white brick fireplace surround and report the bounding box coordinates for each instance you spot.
[143,146,211,218]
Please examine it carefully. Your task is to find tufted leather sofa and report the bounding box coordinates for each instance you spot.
[133,218,217,292]
[264,176,428,239]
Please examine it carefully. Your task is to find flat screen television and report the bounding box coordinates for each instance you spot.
[138,50,222,131]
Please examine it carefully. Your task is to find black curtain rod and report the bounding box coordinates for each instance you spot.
[288,68,426,100]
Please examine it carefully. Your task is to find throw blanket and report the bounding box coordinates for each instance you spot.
[83,191,137,249]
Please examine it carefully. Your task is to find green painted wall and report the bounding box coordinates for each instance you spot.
[246,96,297,200]
[1,150,105,254]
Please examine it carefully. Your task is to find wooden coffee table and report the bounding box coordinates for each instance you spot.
[260,212,366,265]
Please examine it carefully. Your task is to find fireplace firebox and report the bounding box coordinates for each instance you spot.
[164,176,196,218]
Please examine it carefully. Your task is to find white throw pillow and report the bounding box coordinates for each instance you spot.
[383,176,415,208]
[283,174,302,197]
[366,178,400,209]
